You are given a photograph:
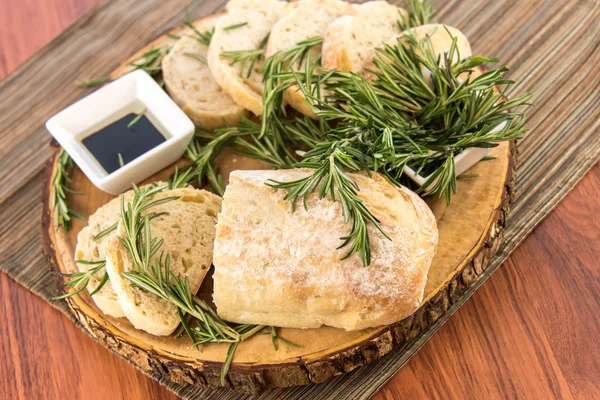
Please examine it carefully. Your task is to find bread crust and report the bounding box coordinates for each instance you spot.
[105,187,222,336]
[162,14,248,129]
[266,0,355,118]
[207,0,287,116]
[213,169,438,331]
[322,1,407,72]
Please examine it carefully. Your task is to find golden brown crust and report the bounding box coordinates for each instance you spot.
[213,169,439,331]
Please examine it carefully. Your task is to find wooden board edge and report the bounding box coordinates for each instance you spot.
[40,141,516,394]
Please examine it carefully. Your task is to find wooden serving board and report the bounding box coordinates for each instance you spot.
[41,21,516,395]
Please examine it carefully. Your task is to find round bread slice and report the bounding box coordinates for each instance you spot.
[74,191,135,318]
[362,24,472,81]
[105,187,222,336]
[265,0,355,118]
[207,0,287,116]
[162,14,247,129]
[321,1,407,73]
[213,169,438,331]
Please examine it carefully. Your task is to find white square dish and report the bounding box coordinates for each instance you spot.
[46,69,194,195]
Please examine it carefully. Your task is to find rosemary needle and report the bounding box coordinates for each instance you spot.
[75,76,110,88]
[53,260,108,300]
[128,109,146,128]
[118,153,125,167]
[223,22,247,31]
[184,52,207,64]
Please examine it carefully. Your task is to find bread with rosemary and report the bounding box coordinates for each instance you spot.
[74,191,136,318]
[362,24,472,81]
[162,14,247,129]
[105,187,222,336]
[212,169,438,331]
[265,0,355,117]
[321,1,407,73]
[207,0,287,116]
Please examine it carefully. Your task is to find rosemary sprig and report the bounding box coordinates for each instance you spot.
[185,16,532,266]
[128,47,171,77]
[397,0,435,31]
[184,11,213,46]
[94,222,118,240]
[75,76,111,88]
[53,260,108,300]
[184,52,207,64]
[52,150,83,231]
[221,33,270,78]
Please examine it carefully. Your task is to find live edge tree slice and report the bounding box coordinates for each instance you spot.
[41,21,516,395]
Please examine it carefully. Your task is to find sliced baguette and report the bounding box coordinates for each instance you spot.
[207,0,287,116]
[162,14,247,129]
[74,191,136,318]
[265,0,355,117]
[322,1,407,73]
[362,24,472,82]
[105,187,222,336]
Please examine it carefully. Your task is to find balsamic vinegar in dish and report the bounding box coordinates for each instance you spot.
[81,112,166,174]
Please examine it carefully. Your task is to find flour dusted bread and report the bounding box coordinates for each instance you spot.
[74,191,135,318]
[213,169,438,331]
[105,187,221,336]
[162,14,247,129]
[322,1,407,72]
[207,0,287,115]
[265,0,355,117]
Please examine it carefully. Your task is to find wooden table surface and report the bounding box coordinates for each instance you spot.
[1,0,599,399]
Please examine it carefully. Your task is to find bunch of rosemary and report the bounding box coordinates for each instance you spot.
[189,33,531,266]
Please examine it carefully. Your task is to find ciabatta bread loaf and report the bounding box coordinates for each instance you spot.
[212,169,438,331]
[74,191,135,318]
[207,0,287,116]
[105,187,221,336]
[162,14,247,129]
[322,1,407,72]
[265,0,355,117]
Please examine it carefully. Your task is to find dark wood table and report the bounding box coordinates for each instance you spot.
[1,0,599,398]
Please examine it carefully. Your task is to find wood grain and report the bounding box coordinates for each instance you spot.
[1,0,599,399]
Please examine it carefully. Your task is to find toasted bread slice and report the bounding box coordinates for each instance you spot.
[265,0,355,117]
[74,191,136,318]
[105,187,221,336]
[207,0,287,116]
[162,14,247,129]
[322,1,407,73]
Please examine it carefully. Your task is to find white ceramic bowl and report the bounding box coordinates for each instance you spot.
[46,69,194,195]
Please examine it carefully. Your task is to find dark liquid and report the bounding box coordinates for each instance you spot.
[82,113,166,174]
